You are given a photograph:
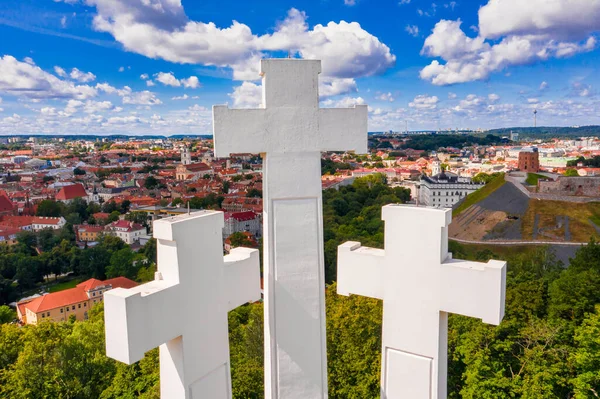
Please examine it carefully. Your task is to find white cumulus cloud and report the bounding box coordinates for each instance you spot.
[0,56,97,100]
[420,0,600,85]
[154,72,200,88]
[319,77,357,98]
[376,92,395,102]
[155,72,181,87]
[69,68,96,83]
[479,0,600,41]
[229,81,262,108]
[405,25,419,37]
[83,3,395,81]
[321,96,366,108]
[122,91,162,105]
[181,76,200,89]
[409,94,439,109]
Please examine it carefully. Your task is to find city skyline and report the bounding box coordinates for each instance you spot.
[1,0,600,135]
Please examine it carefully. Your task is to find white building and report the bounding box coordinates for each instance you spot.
[419,172,484,208]
[32,216,67,232]
[223,211,261,238]
[105,220,146,244]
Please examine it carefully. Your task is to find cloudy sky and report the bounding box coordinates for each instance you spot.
[1,0,600,135]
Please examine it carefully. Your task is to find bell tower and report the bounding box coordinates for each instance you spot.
[181,146,191,165]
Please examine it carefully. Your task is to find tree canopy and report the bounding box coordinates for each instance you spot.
[3,180,600,398]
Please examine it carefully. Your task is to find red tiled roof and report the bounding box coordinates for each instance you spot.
[104,277,138,290]
[17,298,35,318]
[19,277,139,314]
[55,184,87,201]
[24,288,89,313]
[107,220,144,231]
[0,192,14,213]
[75,224,104,233]
[76,278,103,291]
[225,211,258,222]
[31,217,62,225]
[0,227,20,239]
[0,215,34,229]
[181,162,210,172]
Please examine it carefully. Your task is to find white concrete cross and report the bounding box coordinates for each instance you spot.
[213,59,368,399]
[337,205,506,399]
[104,211,261,399]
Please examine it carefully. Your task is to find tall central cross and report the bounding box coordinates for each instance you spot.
[104,211,261,398]
[213,59,368,398]
[337,205,506,399]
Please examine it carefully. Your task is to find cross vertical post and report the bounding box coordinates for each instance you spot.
[104,211,261,399]
[337,205,506,399]
[213,59,368,398]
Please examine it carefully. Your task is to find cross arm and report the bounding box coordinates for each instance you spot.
[318,105,368,153]
[439,259,506,325]
[104,280,180,364]
[337,241,385,300]
[213,105,266,158]
[223,247,261,311]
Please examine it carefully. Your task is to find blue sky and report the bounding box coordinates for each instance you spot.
[0,0,599,135]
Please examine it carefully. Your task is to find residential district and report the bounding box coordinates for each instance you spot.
[1,133,600,325]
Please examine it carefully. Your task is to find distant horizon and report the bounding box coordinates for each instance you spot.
[1,125,600,139]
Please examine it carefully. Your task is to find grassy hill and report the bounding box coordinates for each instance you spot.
[452,173,506,217]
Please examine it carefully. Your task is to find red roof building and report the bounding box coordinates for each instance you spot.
[223,210,261,239]
[0,215,35,231]
[0,191,16,216]
[55,183,88,203]
[17,277,137,325]
[105,220,146,244]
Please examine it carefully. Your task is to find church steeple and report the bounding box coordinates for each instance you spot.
[181,146,191,165]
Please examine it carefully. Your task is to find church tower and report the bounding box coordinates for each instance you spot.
[181,146,191,165]
[431,160,441,176]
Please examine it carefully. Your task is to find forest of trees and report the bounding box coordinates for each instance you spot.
[0,223,156,306]
[567,156,600,168]
[2,175,600,397]
[400,134,501,151]
[3,241,600,398]
[489,126,600,139]
[322,174,411,282]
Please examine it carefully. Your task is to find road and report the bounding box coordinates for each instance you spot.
[449,237,587,246]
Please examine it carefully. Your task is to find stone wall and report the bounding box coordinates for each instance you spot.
[538,176,600,197]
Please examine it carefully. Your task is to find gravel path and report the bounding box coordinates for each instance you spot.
[478,182,530,215]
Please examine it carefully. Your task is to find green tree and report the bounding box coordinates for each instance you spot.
[0,305,15,324]
[572,306,600,398]
[125,212,149,229]
[228,232,255,248]
[222,180,231,194]
[144,176,159,189]
[106,248,138,279]
[141,238,157,264]
[229,303,264,398]
[108,211,121,223]
[102,201,119,214]
[564,169,580,177]
[171,197,183,207]
[36,200,62,217]
[326,283,382,398]
[549,240,600,323]
[246,188,262,198]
